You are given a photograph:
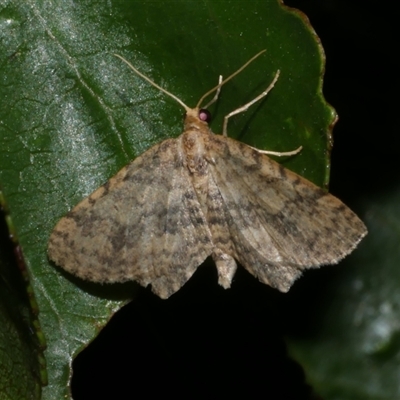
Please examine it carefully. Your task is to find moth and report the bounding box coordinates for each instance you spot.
[48,51,367,299]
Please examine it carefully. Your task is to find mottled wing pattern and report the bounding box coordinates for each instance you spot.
[206,135,367,292]
[48,138,214,299]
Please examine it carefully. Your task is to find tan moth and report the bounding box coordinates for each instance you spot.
[48,51,367,299]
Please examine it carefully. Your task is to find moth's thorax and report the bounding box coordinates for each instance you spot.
[182,108,212,208]
[182,108,212,175]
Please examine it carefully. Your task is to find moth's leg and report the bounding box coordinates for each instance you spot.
[212,248,237,289]
[222,70,280,137]
[250,145,302,157]
[203,75,223,109]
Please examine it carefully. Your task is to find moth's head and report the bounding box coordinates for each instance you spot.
[184,107,212,131]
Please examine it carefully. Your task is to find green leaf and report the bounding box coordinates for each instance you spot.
[0,205,44,400]
[0,0,334,398]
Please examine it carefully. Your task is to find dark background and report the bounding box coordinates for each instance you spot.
[72,1,396,399]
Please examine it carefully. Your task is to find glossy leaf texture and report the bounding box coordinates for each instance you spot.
[0,1,334,398]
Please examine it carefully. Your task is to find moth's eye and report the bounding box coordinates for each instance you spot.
[199,109,211,123]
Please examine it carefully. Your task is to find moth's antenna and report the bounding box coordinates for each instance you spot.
[202,75,223,109]
[196,50,266,109]
[114,54,190,112]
